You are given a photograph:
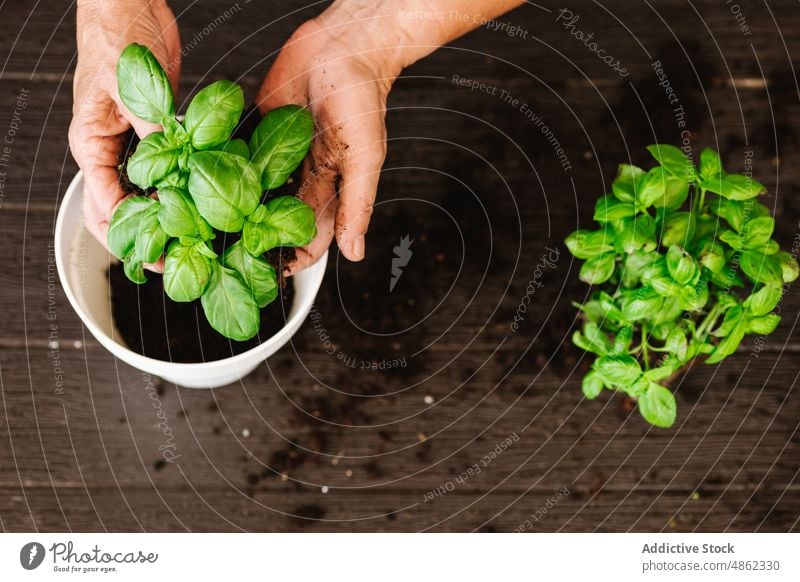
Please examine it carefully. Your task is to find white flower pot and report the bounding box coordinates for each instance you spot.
[55,171,327,389]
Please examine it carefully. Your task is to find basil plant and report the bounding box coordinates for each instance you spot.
[107,44,317,341]
[566,145,798,428]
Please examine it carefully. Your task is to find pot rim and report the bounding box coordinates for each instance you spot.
[55,169,327,371]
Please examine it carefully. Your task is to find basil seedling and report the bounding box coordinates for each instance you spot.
[566,145,798,428]
[107,43,319,342]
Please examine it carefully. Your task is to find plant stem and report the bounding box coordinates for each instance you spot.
[641,323,651,371]
[693,186,707,215]
[695,303,722,340]
[645,344,671,352]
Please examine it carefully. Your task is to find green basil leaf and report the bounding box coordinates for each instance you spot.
[665,326,688,360]
[125,132,181,189]
[584,322,613,353]
[763,240,780,256]
[743,284,782,316]
[163,240,213,302]
[580,252,615,284]
[628,376,650,398]
[716,293,741,311]
[697,238,726,273]
[162,117,190,146]
[651,297,683,325]
[739,250,783,285]
[741,216,775,250]
[244,197,317,255]
[707,316,746,364]
[709,198,747,232]
[638,383,677,428]
[777,251,799,283]
[622,250,658,288]
[196,242,218,259]
[746,313,780,335]
[134,204,168,264]
[576,292,625,324]
[184,80,245,150]
[612,164,646,202]
[242,221,277,256]
[572,331,596,355]
[248,203,268,223]
[157,170,188,190]
[651,322,672,341]
[666,245,696,285]
[595,291,626,322]
[647,143,696,182]
[593,354,642,387]
[201,264,260,341]
[702,173,766,200]
[107,196,159,259]
[218,138,250,159]
[158,187,203,237]
[719,229,746,252]
[640,256,668,285]
[644,355,680,382]
[636,166,667,208]
[187,150,261,232]
[699,148,723,179]
[116,43,174,124]
[678,281,708,312]
[249,105,314,190]
[197,217,215,242]
[615,215,656,254]
[222,240,279,308]
[613,325,634,354]
[654,173,689,210]
[638,166,688,209]
[594,194,636,222]
[650,276,682,297]
[582,371,604,400]
[621,287,662,321]
[123,248,147,284]
[565,229,614,259]
[660,211,695,248]
[692,214,717,241]
[712,305,745,338]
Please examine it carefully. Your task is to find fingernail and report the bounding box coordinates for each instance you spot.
[351,236,365,260]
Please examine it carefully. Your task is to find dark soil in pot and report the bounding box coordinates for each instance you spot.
[108,108,299,363]
[109,262,294,363]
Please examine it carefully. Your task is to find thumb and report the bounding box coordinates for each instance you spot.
[114,98,162,138]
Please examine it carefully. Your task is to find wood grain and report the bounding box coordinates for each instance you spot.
[0,0,799,532]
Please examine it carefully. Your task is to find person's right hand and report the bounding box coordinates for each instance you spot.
[68,0,181,249]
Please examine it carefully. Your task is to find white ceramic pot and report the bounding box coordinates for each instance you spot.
[55,171,327,389]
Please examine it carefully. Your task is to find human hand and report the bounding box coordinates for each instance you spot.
[258,0,523,273]
[256,11,405,272]
[68,0,180,253]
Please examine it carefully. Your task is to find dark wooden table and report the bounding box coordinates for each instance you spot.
[1,0,798,532]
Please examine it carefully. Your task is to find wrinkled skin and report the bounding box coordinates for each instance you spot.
[70,0,523,273]
[256,17,402,271]
[69,0,179,265]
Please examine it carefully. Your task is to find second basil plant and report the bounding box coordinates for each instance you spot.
[107,43,317,341]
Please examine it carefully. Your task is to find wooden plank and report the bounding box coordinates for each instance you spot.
[2,71,800,208]
[3,1,800,82]
[4,184,799,349]
[0,485,797,532]
[2,0,800,534]
[1,346,798,499]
